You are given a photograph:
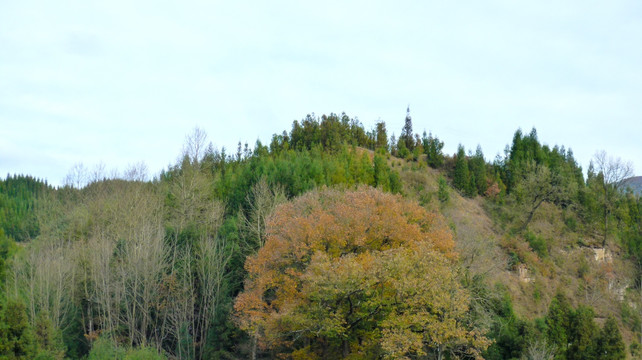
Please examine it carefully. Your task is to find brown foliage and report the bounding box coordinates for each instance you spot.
[234,187,487,359]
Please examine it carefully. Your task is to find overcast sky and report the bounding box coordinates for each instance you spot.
[1,1,641,186]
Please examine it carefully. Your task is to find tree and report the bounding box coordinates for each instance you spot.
[239,178,286,253]
[234,187,488,359]
[567,305,598,360]
[595,316,625,360]
[521,339,555,360]
[400,106,415,151]
[422,131,445,168]
[0,299,37,359]
[375,121,388,151]
[453,145,475,197]
[513,162,575,230]
[592,151,634,247]
[545,293,572,357]
[469,146,488,195]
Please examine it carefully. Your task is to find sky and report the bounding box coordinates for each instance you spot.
[1,1,641,186]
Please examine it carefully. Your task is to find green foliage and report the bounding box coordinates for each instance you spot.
[0,174,50,242]
[0,299,37,359]
[546,292,572,357]
[525,232,548,258]
[33,312,66,360]
[596,316,626,360]
[422,131,445,168]
[399,106,415,151]
[0,229,17,289]
[87,337,125,360]
[125,346,167,360]
[631,341,641,359]
[453,145,476,197]
[438,176,450,204]
[469,145,488,195]
[483,288,536,360]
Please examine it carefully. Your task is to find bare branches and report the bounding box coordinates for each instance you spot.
[183,126,208,165]
[593,150,634,190]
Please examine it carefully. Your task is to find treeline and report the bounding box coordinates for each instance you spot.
[484,289,625,360]
[0,174,51,242]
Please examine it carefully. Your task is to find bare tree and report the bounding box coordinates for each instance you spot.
[593,150,634,247]
[63,162,89,189]
[12,240,75,332]
[183,127,208,166]
[240,178,286,253]
[521,339,555,360]
[123,161,149,182]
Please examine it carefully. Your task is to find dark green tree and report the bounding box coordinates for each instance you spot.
[546,292,572,358]
[399,106,414,151]
[453,145,475,197]
[422,131,445,168]
[568,305,598,360]
[375,121,388,151]
[469,145,488,195]
[595,316,625,360]
[0,299,37,359]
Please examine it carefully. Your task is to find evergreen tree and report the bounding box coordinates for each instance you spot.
[568,305,598,360]
[453,145,474,196]
[469,145,488,195]
[546,293,572,358]
[422,131,445,168]
[375,121,388,150]
[595,316,625,360]
[0,299,37,359]
[399,106,414,151]
[438,176,450,203]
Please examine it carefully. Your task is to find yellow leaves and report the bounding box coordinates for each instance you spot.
[234,187,485,358]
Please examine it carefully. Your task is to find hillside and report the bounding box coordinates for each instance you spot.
[623,176,642,196]
[0,114,640,360]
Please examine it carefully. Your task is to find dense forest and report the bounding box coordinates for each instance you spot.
[1,110,640,359]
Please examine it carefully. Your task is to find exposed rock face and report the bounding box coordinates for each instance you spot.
[592,247,613,263]
[518,263,532,283]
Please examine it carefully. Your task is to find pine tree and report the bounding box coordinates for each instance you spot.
[375,121,388,150]
[596,316,625,360]
[546,293,572,357]
[400,106,414,151]
[568,305,598,360]
[422,131,445,168]
[453,145,473,196]
[469,145,488,195]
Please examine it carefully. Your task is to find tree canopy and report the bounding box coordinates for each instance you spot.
[234,187,488,359]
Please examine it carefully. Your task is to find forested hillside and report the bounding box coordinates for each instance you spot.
[1,111,640,359]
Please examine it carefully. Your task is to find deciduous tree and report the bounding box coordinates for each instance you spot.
[234,187,488,359]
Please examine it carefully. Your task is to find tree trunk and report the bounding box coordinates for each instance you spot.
[602,208,608,248]
[342,339,350,358]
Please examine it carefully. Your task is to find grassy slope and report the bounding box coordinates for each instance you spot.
[385,152,639,348]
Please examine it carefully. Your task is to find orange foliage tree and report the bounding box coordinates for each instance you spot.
[234,187,488,359]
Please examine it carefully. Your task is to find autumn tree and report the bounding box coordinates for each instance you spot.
[234,187,488,359]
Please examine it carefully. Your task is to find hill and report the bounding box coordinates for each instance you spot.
[623,176,642,195]
[1,114,639,360]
